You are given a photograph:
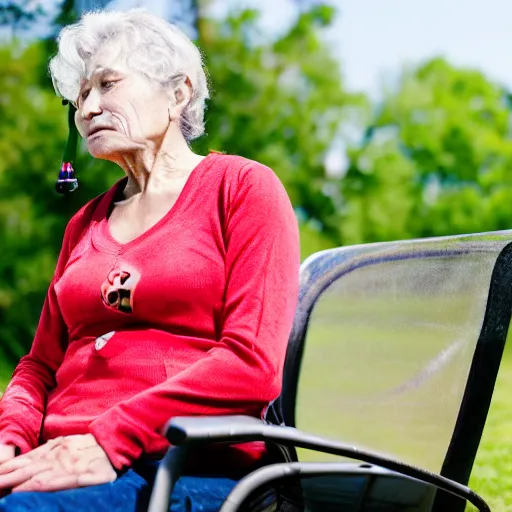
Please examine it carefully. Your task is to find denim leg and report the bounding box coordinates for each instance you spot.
[169,476,238,512]
[0,470,239,512]
[0,468,151,512]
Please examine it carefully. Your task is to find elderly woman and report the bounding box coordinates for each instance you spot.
[0,8,300,512]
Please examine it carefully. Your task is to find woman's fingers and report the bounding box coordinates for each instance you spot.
[0,434,117,493]
[11,457,116,492]
[0,445,16,465]
[11,470,79,493]
[0,455,33,475]
[0,461,52,489]
[0,440,59,476]
[0,439,65,488]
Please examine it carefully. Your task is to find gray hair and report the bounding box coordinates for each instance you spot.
[49,9,210,141]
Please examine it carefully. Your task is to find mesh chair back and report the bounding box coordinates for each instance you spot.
[280,231,512,497]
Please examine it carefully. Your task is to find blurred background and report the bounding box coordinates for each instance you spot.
[0,0,511,509]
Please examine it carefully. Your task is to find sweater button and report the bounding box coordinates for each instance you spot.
[95,331,116,351]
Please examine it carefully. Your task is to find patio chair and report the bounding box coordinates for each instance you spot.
[148,230,512,512]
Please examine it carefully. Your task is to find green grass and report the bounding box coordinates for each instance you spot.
[468,345,512,512]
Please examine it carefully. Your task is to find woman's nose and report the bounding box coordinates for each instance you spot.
[81,89,102,120]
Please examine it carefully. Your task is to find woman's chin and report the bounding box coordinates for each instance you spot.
[87,144,120,160]
[87,136,142,160]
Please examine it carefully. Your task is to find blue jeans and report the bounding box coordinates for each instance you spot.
[0,459,240,511]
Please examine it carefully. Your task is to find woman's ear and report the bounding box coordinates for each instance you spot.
[168,76,192,120]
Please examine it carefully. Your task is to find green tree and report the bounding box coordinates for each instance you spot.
[341,57,512,244]
[0,3,359,364]
[193,5,366,242]
[0,40,120,364]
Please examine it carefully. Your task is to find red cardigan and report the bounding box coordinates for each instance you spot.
[0,153,300,471]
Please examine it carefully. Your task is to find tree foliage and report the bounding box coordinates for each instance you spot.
[0,3,355,361]
[341,58,512,244]
[1,2,512,365]
[192,5,365,241]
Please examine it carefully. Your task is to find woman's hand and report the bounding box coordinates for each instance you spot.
[0,445,16,464]
[0,434,117,493]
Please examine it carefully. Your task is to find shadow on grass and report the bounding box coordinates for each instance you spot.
[468,342,512,512]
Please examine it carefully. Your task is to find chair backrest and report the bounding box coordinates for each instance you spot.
[278,230,512,508]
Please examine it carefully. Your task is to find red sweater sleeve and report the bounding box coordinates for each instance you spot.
[0,236,72,452]
[0,200,96,453]
[89,162,300,470]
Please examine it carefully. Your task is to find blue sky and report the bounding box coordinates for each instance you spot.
[21,0,512,98]
[57,0,512,175]
[333,0,512,96]
[213,0,512,97]
[97,0,512,97]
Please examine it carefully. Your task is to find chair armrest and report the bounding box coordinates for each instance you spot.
[148,416,266,512]
[165,415,490,512]
[219,462,490,512]
[147,446,188,512]
[164,415,266,444]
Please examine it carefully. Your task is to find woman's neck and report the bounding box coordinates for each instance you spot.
[114,124,203,199]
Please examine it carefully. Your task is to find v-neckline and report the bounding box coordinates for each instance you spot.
[92,152,218,254]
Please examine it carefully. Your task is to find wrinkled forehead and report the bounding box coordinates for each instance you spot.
[82,41,127,84]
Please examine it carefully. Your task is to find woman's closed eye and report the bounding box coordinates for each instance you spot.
[80,88,90,102]
[100,80,117,91]
[79,80,117,104]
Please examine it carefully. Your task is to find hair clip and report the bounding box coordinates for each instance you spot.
[56,100,79,194]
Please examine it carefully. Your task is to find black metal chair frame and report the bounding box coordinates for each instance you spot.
[148,234,512,512]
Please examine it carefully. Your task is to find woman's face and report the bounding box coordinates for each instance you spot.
[75,42,172,160]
